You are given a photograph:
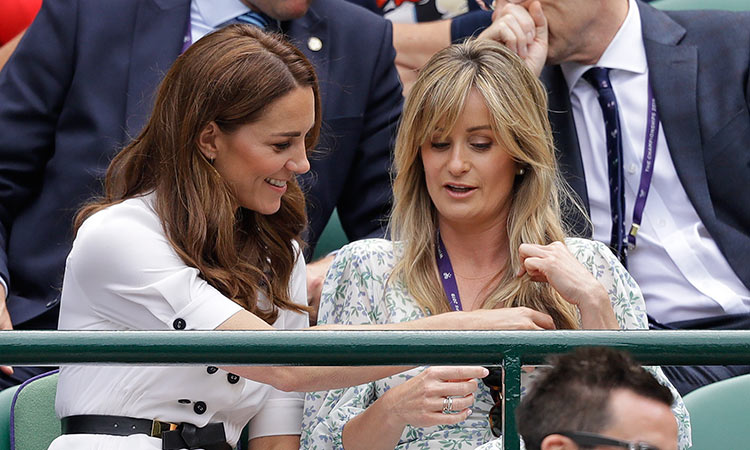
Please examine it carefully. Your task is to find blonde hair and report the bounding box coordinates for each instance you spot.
[391,39,581,329]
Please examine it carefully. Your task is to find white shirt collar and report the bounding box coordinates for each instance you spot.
[560,0,647,93]
[193,0,251,28]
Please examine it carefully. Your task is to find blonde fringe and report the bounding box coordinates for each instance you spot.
[390,39,581,329]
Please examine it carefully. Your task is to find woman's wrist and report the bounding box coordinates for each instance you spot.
[378,386,409,431]
[576,285,618,329]
[573,281,609,309]
[342,389,407,450]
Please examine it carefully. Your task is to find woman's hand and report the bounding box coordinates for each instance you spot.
[382,366,487,428]
[460,306,556,330]
[341,366,488,450]
[518,242,617,329]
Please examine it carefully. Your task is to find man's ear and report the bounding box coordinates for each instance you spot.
[197,121,220,161]
[541,434,579,450]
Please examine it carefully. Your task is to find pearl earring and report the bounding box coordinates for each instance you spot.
[516,167,526,176]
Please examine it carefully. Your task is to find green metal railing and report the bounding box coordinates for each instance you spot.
[3,329,750,449]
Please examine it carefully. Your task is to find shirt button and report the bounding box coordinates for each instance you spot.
[172,318,186,330]
[206,366,218,374]
[178,399,191,404]
[627,163,638,175]
[193,401,207,415]
[227,373,240,384]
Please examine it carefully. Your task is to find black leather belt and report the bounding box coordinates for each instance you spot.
[61,415,231,450]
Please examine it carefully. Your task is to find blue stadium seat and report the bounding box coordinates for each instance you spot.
[9,370,60,450]
[682,373,750,449]
[0,385,20,450]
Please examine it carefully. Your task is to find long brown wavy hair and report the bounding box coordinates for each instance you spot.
[75,25,321,323]
[391,39,583,329]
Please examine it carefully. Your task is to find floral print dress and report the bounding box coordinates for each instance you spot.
[301,238,691,450]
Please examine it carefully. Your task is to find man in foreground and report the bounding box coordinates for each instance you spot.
[516,347,678,450]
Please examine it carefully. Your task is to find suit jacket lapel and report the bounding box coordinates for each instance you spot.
[542,66,592,237]
[125,0,190,138]
[284,6,331,111]
[639,2,714,220]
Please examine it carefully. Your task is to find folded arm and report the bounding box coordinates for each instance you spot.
[218,306,553,392]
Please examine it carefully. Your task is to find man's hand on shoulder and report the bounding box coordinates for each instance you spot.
[478,1,548,76]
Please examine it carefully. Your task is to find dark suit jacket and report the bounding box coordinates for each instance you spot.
[543,1,750,293]
[0,0,402,327]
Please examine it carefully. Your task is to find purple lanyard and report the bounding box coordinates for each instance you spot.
[436,231,464,312]
[627,84,659,249]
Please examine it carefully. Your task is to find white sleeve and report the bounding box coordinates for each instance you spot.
[64,204,242,331]
[246,243,308,439]
[247,388,305,439]
[275,244,309,330]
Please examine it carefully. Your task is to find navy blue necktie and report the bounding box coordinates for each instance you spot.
[583,67,627,266]
[232,10,270,29]
[182,10,272,54]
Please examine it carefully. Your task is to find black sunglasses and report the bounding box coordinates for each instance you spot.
[481,367,504,437]
[554,431,662,450]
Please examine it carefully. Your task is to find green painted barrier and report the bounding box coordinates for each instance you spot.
[2,330,750,449]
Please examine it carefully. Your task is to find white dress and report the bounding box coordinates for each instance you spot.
[49,194,309,450]
[301,238,691,450]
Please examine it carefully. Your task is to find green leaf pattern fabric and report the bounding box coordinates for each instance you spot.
[301,238,691,449]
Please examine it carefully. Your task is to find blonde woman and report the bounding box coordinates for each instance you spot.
[302,39,690,449]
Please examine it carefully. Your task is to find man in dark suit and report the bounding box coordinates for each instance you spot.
[481,0,750,394]
[0,0,402,388]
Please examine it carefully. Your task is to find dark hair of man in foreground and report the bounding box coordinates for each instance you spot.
[517,347,675,450]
